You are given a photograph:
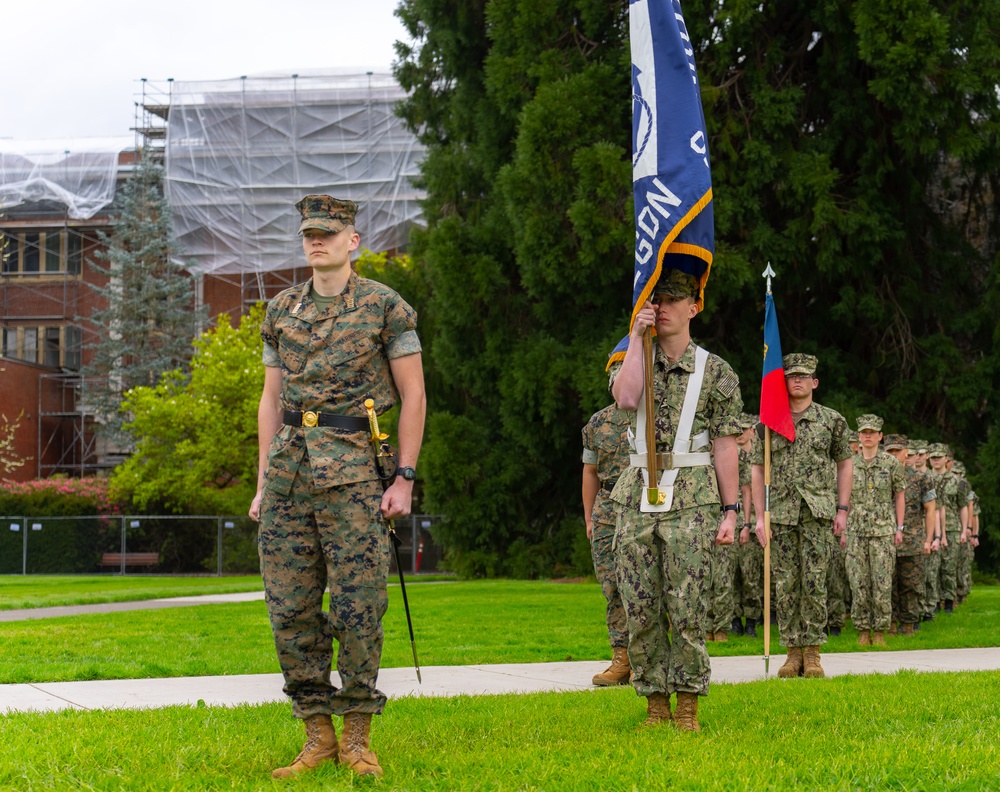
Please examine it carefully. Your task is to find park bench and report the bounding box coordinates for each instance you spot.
[100,552,159,569]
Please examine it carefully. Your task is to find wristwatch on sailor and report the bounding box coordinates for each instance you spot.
[397,466,417,481]
[837,504,850,513]
[722,503,740,515]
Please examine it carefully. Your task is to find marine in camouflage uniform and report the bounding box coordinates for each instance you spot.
[845,416,905,643]
[952,461,975,601]
[886,435,936,634]
[909,440,942,620]
[736,415,764,637]
[751,354,853,679]
[582,404,631,684]
[609,270,743,731]
[250,195,425,780]
[928,444,970,611]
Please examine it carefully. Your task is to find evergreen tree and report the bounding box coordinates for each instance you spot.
[82,151,203,446]
[394,0,1000,577]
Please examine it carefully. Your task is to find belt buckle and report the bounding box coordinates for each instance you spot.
[302,411,319,428]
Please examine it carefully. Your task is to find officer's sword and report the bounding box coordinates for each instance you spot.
[364,398,422,684]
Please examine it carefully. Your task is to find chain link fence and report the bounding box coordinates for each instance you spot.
[0,514,446,575]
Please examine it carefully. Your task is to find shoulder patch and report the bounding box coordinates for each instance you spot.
[716,371,739,398]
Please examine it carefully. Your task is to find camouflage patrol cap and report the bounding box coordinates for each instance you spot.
[884,433,907,451]
[856,414,883,432]
[952,461,966,476]
[927,443,948,458]
[295,194,358,234]
[848,431,858,444]
[909,439,929,455]
[739,413,759,430]
[653,269,700,300]
[783,353,818,376]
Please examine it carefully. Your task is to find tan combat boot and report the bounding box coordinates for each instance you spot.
[643,692,671,726]
[777,647,804,678]
[871,630,886,646]
[339,713,383,778]
[673,692,701,732]
[802,645,825,678]
[858,630,871,646]
[271,714,339,779]
[713,631,728,643]
[901,622,915,636]
[592,647,631,686]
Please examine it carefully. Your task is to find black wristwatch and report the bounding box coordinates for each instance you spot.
[397,466,417,481]
[722,503,741,515]
[837,504,850,512]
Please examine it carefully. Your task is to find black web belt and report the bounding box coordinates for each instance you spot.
[282,410,368,431]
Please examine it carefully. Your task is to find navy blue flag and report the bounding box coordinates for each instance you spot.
[610,0,714,365]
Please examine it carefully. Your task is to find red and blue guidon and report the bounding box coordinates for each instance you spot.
[760,292,796,441]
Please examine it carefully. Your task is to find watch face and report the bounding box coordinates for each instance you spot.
[400,467,416,481]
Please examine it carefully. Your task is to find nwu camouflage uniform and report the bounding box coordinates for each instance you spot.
[609,342,742,698]
[893,466,935,626]
[259,272,420,719]
[750,403,852,648]
[957,493,978,597]
[582,405,631,650]
[934,470,970,602]
[826,535,849,631]
[846,451,906,632]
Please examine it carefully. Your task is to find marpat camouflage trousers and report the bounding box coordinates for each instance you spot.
[591,521,627,649]
[938,532,959,602]
[771,504,832,648]
[922,549,941,617]
[259,472,389,719]
[616,503,716,697]
[892,553,924,626]
[846,534,895,631]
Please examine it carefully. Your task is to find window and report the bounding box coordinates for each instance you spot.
[1,230,86,276]
[0,325,82,369]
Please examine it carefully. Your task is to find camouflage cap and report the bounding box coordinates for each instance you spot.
[884,433,907,451]
[856,414,884,432]
[783,353,818,376]
[739,413,759,430]
[653,269,700,300]
[927,443,948,458]
[909,439,929,454]
[295,195,358,234]
[952,461,966,476]
[848,431,858,443]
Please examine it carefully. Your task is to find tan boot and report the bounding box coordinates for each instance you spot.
[888,622,898,636]
[901,622,915,636]
[592,647,631,686]
[714,631,728,643]
[802,645,825,678]
[673,692,701,732]
[271,714,339,779]
[858,630,871,646]
[643,692,672,726]
[777,647,804,678]
[871,630,886,646]
[339,713,383,778]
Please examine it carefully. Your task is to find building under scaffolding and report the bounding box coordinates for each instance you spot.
[1,70,425,480]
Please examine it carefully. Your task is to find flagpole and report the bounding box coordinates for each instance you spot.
[643,327,662,505]
[763,425,772,677]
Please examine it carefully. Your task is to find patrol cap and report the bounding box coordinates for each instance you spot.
[653,269,700,300]
[909,439,929,455]
[783,353,818,376]
[952,461,966,476]
[296,195,358,234]
[848,431,858,443]
[884,433,907,451]
[856,414,883,432]
[739,413,759,430]
[927,443,948,458]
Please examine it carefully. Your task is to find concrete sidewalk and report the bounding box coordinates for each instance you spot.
[4,647,1000,715]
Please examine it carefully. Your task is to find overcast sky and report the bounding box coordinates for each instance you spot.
[1,0,410,142]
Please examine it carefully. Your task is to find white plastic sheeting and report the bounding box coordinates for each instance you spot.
[165,71,425,276]
[0,137,131,220]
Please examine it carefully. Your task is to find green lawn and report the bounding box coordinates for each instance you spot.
[0,580,997,684]
[2,671,998,790]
